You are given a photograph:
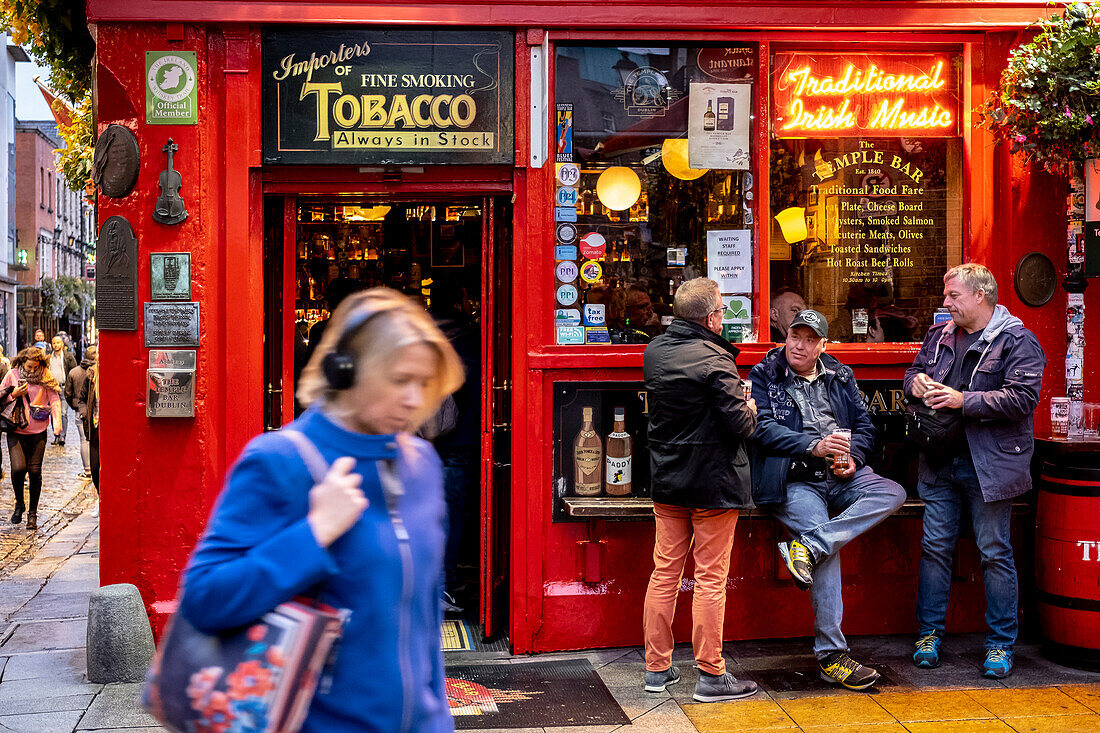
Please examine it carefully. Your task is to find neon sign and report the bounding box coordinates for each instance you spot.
[773,54,960,137]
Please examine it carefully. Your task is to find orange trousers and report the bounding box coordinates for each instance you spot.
[643,502,739,675]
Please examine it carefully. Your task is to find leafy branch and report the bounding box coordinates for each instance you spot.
[977,2,1100,172]
[40,275,94,319]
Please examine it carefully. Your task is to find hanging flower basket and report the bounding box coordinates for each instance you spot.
[978,2,1100,172]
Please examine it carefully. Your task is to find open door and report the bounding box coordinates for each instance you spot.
[480,196,511,638]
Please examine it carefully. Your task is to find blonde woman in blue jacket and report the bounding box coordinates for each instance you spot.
[181,288,463,732]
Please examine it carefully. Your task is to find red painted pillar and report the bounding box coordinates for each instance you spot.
[93,22,263,633]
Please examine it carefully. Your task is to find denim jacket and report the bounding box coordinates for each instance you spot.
[904,304,1045,502]
[748,349,876,506]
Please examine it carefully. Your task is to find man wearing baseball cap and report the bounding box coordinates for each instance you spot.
[747,309,906,690]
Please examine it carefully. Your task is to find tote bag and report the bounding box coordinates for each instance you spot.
[142,429,346,733]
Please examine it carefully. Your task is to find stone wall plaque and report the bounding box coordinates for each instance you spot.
[96,216,139,330]
[147,369,195,417]
[144,302,200,347]
[150,252,191,300]
[92,124,140,198]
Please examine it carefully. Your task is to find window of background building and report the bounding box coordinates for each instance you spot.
[553,44,757,346]
[768,51,963,344]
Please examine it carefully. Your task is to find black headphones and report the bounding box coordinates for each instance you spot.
[320,299,401,390]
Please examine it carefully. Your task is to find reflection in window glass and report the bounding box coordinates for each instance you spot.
[554,45,757,345]
[769,137,962,343]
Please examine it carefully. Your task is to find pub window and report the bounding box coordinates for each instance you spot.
[553,44,758,346]
[769,52,963,343]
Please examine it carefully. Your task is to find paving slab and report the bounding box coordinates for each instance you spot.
[0,618,88,654]
[0,676,102,703]
[0,709,84,732]
[0,693,94,716]
[76,683,162,731]
[0,648,86,681]
[8,592,91,622]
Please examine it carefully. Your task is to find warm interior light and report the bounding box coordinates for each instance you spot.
[596,166,642,211]
[342,205,391,221]
[775,206,808,243]
[660,139,708,181]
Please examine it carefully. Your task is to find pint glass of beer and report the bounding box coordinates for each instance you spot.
[742,379,753,400]
[1051,397,1070,440]
[832,428,852,474]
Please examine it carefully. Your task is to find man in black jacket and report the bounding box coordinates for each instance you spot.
[641,277,758,703]
[749,310,905,691]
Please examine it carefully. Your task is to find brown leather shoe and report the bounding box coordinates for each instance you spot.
[26,512,36,530]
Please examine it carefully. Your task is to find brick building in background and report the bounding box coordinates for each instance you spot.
[14,119,92,352]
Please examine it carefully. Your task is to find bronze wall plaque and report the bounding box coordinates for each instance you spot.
[96,216,139,330]
[92,124,140,198]
[1015,251,1057,307]
[150,252,191,300]
[144,302,200,347]
[147,369,195,418]
[153,138,188,225]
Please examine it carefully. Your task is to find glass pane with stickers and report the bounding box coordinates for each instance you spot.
[553,44,758,346]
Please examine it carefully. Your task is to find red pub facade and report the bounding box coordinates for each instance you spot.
[87,1,1087,654]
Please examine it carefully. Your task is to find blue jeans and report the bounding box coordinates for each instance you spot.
[916,455,1017,650]
[76,418,90,470]
[440,448,477,592]
[771,466,906,659]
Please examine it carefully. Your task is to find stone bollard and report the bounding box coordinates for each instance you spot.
[87,583,155,683]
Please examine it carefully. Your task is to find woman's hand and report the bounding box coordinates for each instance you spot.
[307,457,368,548]
[11,382,28,397]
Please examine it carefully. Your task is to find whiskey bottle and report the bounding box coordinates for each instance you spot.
[604,408,632,496]
[573,406,603,496]
[703,100,716,131]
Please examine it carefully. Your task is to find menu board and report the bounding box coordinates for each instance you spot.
[814,139,943,291]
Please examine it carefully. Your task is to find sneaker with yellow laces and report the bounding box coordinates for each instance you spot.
[778,540,815,590]
[818,652,880,691]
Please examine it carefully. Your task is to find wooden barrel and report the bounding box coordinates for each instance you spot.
[1036,461,1100,671]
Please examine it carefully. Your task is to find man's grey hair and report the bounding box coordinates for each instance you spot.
[673,277,720,322]
[945,263,998,306]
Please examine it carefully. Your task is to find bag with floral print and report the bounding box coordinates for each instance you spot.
[141,430,346,733]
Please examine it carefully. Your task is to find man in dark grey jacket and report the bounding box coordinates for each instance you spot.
[641,277,758,703]
[905,263,1045,679]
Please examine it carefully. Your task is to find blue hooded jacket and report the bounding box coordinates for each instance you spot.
[748,348,876,506]
[180,407,453,733]
[904,304,1045,502]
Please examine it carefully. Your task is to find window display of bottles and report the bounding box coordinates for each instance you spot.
[573,406,603,496]
[605,407,633,496]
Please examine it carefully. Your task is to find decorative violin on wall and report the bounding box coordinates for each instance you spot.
[153,138,188,225]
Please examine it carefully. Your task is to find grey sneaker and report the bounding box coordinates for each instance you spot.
[693,671,759,702]
[778,540,815,590]
[643,665,680,693]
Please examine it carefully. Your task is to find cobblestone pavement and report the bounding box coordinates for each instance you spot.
[0,410,97,579]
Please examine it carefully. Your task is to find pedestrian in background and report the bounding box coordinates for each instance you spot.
[181,288,462,732]
[2,347,63,530]
[79,351,100,516]
[427,278,480,615]
[0,345,11,382]
[641,277,759,702]
[48,336,76,446]
[31,329,48,351]
[66,345,96,481]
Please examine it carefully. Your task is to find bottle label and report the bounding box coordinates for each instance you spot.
[575,446,601,474]
[606,455,632,485]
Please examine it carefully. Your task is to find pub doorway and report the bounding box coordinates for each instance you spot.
[262,194,512,642]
